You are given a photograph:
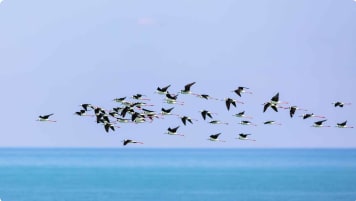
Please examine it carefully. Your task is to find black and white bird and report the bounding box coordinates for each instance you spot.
[336,121,353,128]
[233,86,252,97]
[165,126,184,136]
[132,93,150,101]
[75,110,93,117]
[208,133,225,142]
[156,84,171,94]
[113,97,127,103]
[332,101,351,108]
[300,113,325,120]
[263,120,282,126]
[37,114,56,122]
[180,116,196,126]
[224,98,243,111]
[238,120,257,126]
[263,92,288,113]
[287,106,307,118]
[123,139,144,146]
[200,110,215,120]
[209,120,229,125]
[104,122,119,132]
[80,104,93,111]
[312,120,330,128]
[237,133,256,141]
[233,111,253,119]
[194,94,219,100]
[180,82,196,94]
[164,92,184,105]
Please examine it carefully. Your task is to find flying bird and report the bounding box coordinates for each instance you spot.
[180,116,196,126]
[123,139,144,146]
[209,120,229,125]
[237,133,256,141]
[80,104,93,111]
[180,82,196,94]
[332,101,351,108]
[194,94,219,100]
[336,121,353,128]
[37,114,56,122]
[263,120,282,126]
[238,120,257,126]
[224,98,243,111]
[200,110,214,120]
[300,113,325,120]
[208,133,225,142]
[131,93,150,101]
[74,110,93,117]
[165,126,184,136]
[156,84,171,94]
[287,106,307,118]
[233,111,253,119]
[233,86,252,97]
[312,120,330,128]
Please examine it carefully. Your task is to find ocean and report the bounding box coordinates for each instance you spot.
[0,148,355,201]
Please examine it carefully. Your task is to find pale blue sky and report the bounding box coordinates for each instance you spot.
[0,0,355,148]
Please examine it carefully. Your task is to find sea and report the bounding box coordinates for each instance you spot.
[0,148,355,201]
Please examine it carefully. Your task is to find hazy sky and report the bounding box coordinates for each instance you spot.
[0,0,355,148]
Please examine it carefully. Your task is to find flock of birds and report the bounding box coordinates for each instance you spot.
[37,82,353,146]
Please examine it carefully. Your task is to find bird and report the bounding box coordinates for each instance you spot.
[233,86,252,97]
[113,97,126,103]
[209,120,229,125]
[208,133,225,142]
[194,94,219,100]
[37,114,56,122]
[180,82,196,94]
[123,139,144,146]
[79,104,93,111]
[263,92,288,113]
[238,120,257,126]
[160,107,177,116]
[287,106,307,118]
[263,102,278,112]
[165,126,184,136]
[336,121,353,128]
[200,110,214,120]
[332,101,351,108]
[156,84,171,94]
[233,111,253,119]
[131,93,150,101]
[237,133,256,141]
[164,92,184,105]
[74,110,93,117]
[312,120,330,128]
[116,118,131,123]
[300,113,325,120]
[104,122,118,132]
[263,120,282,126]
[180,116,196,126]
[224,98,243,111]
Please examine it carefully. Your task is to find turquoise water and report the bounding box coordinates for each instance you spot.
[0,148,355,201]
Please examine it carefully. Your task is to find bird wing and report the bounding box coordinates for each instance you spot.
[271,92,279,102]
[161,85,171,92]
[290,107,296,118]
[184,82,196,91]
[181,117,187,125]
[201,111,207,120]
[263,102,270,112]
[271,105,278,112]
[225,99,231,110]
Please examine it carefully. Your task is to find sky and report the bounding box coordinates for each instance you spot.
[0,0,355,148]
